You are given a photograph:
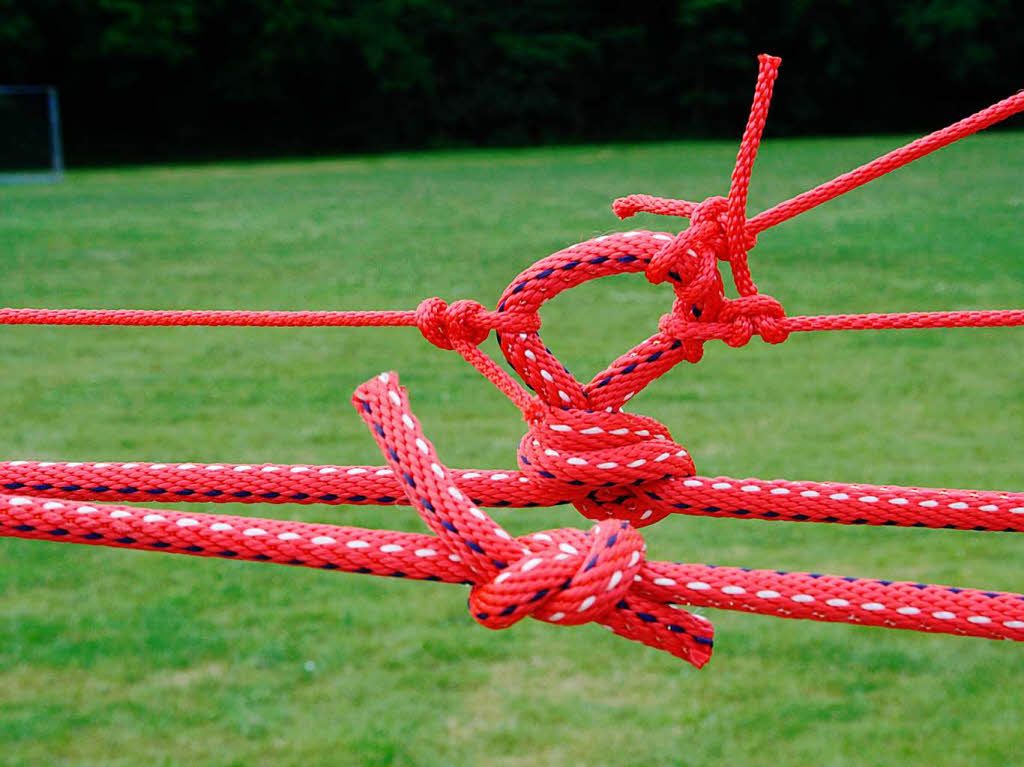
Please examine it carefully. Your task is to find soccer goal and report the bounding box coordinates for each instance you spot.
[0,85,64,184]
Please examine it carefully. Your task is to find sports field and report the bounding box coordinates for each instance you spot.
[2,132,1022,765]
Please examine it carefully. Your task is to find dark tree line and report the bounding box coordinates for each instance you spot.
[1,0,1021,164]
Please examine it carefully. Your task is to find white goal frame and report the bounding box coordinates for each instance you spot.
[0,85,64,184]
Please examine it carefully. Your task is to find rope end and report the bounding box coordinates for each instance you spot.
[612,196,640,219]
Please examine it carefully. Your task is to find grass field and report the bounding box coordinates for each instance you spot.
[2,131,1023,766]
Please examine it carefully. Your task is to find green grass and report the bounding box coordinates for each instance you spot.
[1,132,1023,766]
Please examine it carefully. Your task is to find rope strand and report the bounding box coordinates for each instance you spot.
[4,490,1022,647]
[749,89,1024,234]
[3,461,1023,532]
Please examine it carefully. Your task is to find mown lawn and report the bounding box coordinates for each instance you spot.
[1,130,1022,766]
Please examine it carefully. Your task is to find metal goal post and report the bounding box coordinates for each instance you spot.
[0,85,64,184]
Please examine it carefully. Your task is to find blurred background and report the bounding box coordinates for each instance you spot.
[2,0,1023,165]
[3,3,1024,765]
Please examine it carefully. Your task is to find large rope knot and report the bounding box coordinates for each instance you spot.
[469,519,644,629]
[634,193,786,354]
[608,56,789,361]
[518,402,695,527]
[353,371,714,667]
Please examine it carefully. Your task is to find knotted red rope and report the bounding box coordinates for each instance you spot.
[414,297,540,350]
[612,55,783,361]
[354,372,713,665]
[515,403,700,527]
[6,371,1024,666]
[3,55,1024,666]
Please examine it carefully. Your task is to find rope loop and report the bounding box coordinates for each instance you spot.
[518,401,695,527]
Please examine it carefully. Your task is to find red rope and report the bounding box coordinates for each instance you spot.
[660,308,1024,346]
[4,306,1019,338]
[3,55,1023,665]
[612,84,1024,240]
[0,300,542,340]
[6,370,1024,663]
[0,307,421,327]
[4,460,1023,532]
[10,490,1024,652]
[748,88,1024,234]
[3,373,1023,669]
[724,53,781,296]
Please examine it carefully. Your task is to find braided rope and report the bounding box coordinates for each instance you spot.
[4,461,1023,531]
[3,55,1023,665]
[4,373,1023,668]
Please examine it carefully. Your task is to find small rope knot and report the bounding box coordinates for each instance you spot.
[469,519,644,629]
[518,402,695,527]
[695,196,759,257]
[688,195,728,229]
[644,228,706,287]
[644,195,757,290]
[415,297,491,350]
[717,294,789,346]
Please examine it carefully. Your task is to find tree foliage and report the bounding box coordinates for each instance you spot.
[2,0,1021,163]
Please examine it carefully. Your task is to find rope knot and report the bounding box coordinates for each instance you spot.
[469,519,644,629]
[645,196,758,287]
[694,195,759,257]
[354,371,714,667]
[625,55,783,342]
[717,293,789,346]
[688,195,728,230]
[518,402,695,527]
[415,297,491,350]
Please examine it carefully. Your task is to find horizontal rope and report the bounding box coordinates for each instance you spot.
[3,491,1023,644]
[0,307,421,327]
[4,460,1021,532]
[662,308,1024,344]
[5,306,1020,336]
[784,310,1024,332]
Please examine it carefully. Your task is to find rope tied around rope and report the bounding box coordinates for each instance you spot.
[518,403,695,527]
[660,293,790,348]
[354,372,714,666]
[642,195,759,286]
[615,55,787,359]
[415,297,540,350]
